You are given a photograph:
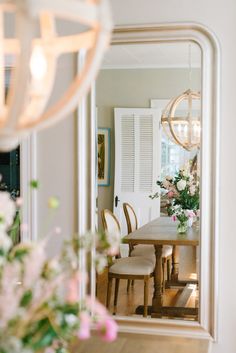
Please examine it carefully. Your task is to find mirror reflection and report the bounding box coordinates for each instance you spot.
[96,42,201,321]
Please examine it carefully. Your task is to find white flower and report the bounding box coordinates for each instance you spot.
[177,179,187,191]
[95,254,107,273]
[65,313,78,326]
[0,192,16,231]
[189,185,196,195]
[184,209,195,218]
[162,180,170,189]
[182,169,189,177]
[23,243,46,288]
[106,229,120,256]
[189,174,194,181]
[0,232,12,251]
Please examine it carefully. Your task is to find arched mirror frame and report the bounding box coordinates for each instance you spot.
[82,23,220,341]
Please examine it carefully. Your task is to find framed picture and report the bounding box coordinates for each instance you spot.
[97,128,110,186]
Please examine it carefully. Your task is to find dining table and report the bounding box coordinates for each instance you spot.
[123,216,200,318]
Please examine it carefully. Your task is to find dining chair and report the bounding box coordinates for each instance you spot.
[123,202,173,291]
[101,209,154,317]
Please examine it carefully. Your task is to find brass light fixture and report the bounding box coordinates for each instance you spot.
[0,0,112,151]
[161,89,201,151]
[161,44,201,151]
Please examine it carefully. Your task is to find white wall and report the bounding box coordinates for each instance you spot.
[108,1,236,353]
[36,54,77,257]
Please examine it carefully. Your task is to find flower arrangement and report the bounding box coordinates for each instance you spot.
[151,162,200,233]
[0,184,119,353]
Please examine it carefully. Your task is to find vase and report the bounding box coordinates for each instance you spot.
[187,217,193,227]
[177,221,188,233]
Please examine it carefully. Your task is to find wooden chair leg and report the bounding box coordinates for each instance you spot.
[162,258,167,293]
[114,278,120,315]
[144,278,149,317]
[167,258,171,281]
[127,279,131,292]
[106,277,112,309]
[131,280,135,286]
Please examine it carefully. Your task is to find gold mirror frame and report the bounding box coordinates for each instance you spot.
[83,23,220,341]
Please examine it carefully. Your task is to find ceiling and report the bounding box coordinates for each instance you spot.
[101,42,201,69]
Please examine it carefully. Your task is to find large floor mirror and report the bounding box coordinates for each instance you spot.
[96,40,201,320]
[87,24,219,339]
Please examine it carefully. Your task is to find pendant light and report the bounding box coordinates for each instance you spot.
[0,0,112,151]
[161,44,201,151]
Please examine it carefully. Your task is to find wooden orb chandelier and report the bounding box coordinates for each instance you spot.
[0,0,112,151]
[161,89,201,151]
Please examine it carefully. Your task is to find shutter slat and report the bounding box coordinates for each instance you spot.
[121,115,135,192]
[139,116,153,192]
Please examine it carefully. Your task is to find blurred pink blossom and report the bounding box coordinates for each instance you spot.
[77,312,91,340]
[16,197,23,207]
[20,223,29,232]
[67,271,87,303]
[172,215,177,222]
[167,191,174,198]
[86,296,108,317]
[23,244,46,288]
[96,318,118,342]
[107,245,119,256]
[0,191,16,230]
[44,348,55,353]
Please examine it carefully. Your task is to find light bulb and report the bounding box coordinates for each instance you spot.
[30,46,47,81]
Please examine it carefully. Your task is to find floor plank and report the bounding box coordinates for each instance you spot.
[72,335,210,353]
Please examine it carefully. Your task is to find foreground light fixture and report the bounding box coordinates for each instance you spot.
[0,0,112,151]
[161,89,201,151]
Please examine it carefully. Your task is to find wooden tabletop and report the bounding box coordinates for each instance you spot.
[123,217,199,246]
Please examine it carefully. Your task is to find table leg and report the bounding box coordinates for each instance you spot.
[171,245,179,281]
[152,244,163,314]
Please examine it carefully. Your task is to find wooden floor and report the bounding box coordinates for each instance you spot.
[97,268,198,320]
[72,334,210,353]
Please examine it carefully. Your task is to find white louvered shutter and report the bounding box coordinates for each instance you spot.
[121,115,135,192]
[114,108,161,240]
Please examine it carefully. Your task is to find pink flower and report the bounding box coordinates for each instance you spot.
[86,296,108,316]
[67,274,80,303]
[45,348,55,353]
[23,244,46,288]
[16,197,23,207]
[107,245,119,256]
[172,215,177,222]
[77,312,91,340]
[0,191,16,230]
[96,318,118,342]
[167,191,174,198]
[186,210,195,218]
[66,271,87,303]
[20,223,29,232]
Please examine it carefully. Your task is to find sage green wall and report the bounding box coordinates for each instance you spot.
[96,68,201,230]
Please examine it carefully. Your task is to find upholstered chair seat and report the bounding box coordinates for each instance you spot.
[109,256,154,275]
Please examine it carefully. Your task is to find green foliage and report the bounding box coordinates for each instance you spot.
[30,180,39,189]
[20,290,33,307]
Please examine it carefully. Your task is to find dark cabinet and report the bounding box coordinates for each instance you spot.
[0,146,20,196]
